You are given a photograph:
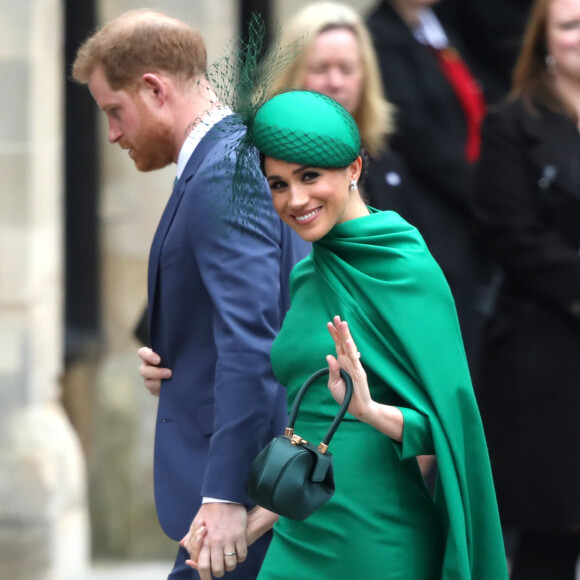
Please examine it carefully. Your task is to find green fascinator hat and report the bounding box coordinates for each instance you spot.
[250,90,361,168]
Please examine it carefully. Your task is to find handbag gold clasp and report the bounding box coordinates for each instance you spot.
[290,433,308,446]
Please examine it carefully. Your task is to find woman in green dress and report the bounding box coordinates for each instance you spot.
[186,90,507,579]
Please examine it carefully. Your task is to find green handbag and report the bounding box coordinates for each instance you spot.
[247,368,353,520]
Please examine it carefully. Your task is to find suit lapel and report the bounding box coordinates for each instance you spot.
[147,179,185,326]
[147,118,237,333]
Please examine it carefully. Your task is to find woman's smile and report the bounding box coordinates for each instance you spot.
[293,207,322,224]
[265,157,365,242]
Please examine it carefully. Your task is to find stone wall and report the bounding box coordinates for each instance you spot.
[0,0,90,578]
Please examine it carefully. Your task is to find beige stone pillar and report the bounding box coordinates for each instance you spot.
[0,1,90,578]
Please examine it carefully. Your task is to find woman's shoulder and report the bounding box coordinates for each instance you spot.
[289,252,314,289]
[332,208,418,240]
[479,98,534,146]
[320,210,448,286]
[366,1,413,49]
[483,97,525,125]
[484,96,578,145]
[486,95,576,126]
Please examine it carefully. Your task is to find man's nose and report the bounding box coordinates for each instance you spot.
[108,122,122,144]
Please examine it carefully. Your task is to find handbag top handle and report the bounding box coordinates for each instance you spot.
[286,368,353,453]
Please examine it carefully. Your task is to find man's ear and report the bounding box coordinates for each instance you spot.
[141,73,167,106]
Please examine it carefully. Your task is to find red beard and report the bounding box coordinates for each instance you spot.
[122,98,176,172]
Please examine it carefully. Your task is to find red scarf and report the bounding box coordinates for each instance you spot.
[434,46,486,162]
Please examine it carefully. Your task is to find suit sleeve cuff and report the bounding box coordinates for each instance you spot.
[202,497,242,505]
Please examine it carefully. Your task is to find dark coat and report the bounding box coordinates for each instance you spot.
[366,1,486,365]
[436,0,532,104]
[473,98,580,529]
[365,150,418,220]
[147,117,309,573]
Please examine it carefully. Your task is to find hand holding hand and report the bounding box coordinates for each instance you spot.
[137,347,172,396]
[181,505,277,574]
[180,520,207,570]
[179,518,207,569]
[181,503,248,579]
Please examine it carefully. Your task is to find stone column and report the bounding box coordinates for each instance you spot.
[0,1,90,578]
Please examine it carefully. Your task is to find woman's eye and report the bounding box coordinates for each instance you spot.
[341,64,358,75]
[268,180,287,191]
[561,20,580,30]
[302,171,320,182]
[309,64,328,75]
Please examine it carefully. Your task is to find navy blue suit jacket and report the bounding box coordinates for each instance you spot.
[147,116,309,541]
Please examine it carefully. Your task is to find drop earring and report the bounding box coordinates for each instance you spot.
[349,179,358,191]
[545,54,556,69]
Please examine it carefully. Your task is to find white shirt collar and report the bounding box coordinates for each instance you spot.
[176,106,233,179]
[412,8,449,50]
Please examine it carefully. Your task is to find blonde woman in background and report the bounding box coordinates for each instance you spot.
[270,1,392,158]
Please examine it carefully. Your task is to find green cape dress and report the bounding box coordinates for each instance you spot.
[258,209,507,580]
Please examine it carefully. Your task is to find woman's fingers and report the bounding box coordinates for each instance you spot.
[326,316,372,422]
[334,317,353,356]
[335,317,355,349]
[326,355,346,406]
[327,320,344,357]
[328,316,350,357]
[328,317,361,367]
[326,354,340,379]
[181,520,207,568]
[345,337,360,362]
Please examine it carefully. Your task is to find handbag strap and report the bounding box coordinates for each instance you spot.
[286,368,353,451]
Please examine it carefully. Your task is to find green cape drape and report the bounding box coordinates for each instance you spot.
[312,209,508,580]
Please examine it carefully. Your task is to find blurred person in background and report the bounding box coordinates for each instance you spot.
[436,0,532,104]
[472,0,580,577]
[366,0,487,372]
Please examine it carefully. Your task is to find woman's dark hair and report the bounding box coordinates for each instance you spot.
[358,148,370,202]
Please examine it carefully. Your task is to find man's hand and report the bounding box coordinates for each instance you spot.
[137,347,172,396]
[182,503,248,579]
